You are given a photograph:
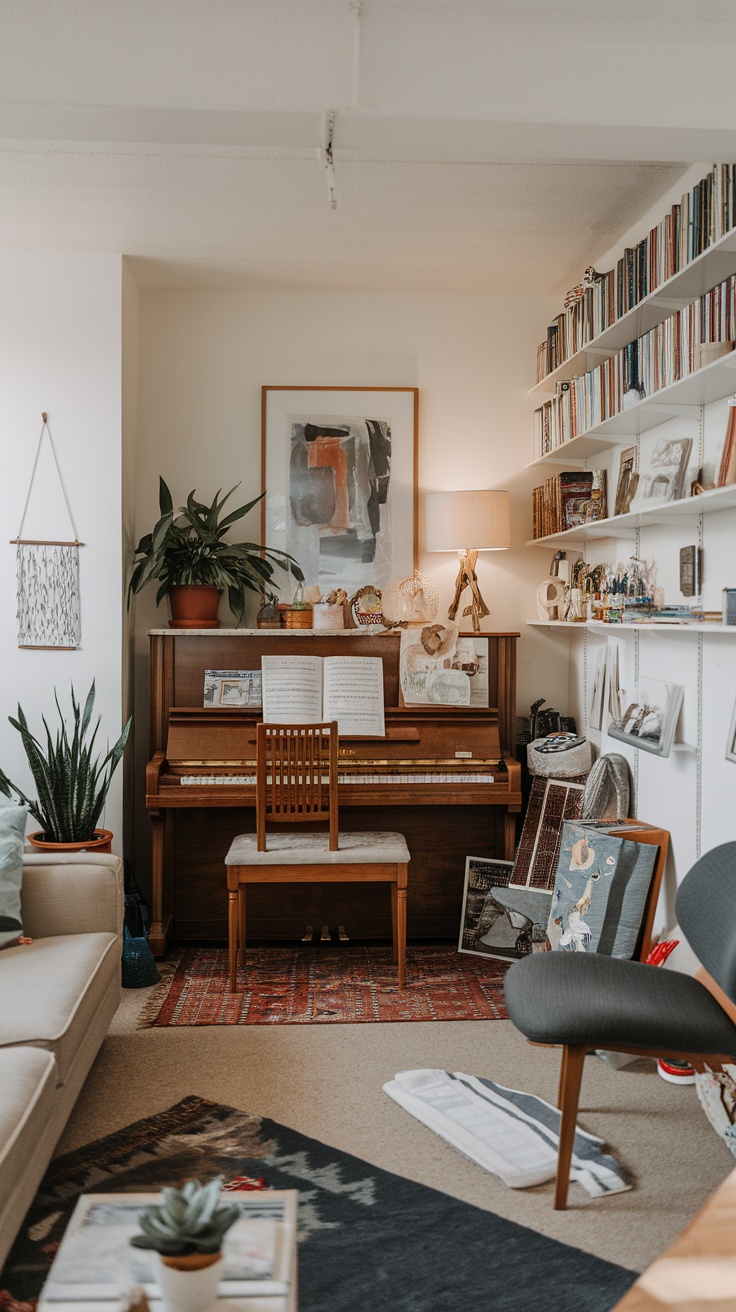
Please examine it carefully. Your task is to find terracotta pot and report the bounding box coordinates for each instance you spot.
[27,828,113,854]
[169,585,221,629]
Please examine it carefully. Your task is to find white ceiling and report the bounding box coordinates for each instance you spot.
[2,1,735,293]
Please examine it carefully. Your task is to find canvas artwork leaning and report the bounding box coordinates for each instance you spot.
[547,822,658,957]
[607,676,684,757]
[458,857,553,962]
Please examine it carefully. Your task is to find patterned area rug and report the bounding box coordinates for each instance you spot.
[0,1097,636,1312]
[139,945,511,1027]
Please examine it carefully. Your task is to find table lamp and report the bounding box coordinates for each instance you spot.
[425,489,510,632]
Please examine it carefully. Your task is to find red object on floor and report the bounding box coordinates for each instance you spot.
[141,945,511,1027]
[657,1057,696,1084]
[222,1177,267,1191]
[645,939,679,967]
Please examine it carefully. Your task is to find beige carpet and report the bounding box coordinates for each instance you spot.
[56,983,735,1275]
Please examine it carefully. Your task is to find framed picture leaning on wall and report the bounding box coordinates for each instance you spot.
[726,696,736,763]
[261,387,418,597]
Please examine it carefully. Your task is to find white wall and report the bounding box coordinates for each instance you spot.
[0,253,126,849]
[131,287,567,896]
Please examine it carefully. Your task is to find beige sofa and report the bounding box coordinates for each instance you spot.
[0,852,123,1271]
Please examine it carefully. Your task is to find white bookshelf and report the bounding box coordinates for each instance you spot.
[530,227,736,397]
[526,482,736,549]
[529,350,736,468]
[527,620,736,635]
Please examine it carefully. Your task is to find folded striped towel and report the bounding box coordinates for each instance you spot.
[383,1069,631,1197]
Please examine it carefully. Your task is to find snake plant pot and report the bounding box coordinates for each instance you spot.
[27,828,113,853]
[168,585,221,629]
[155,1252,223,1312]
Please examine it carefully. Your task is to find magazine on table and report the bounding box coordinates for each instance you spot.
[40,1191,297,1302]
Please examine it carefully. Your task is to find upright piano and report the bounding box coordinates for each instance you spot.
[145,629,521,954]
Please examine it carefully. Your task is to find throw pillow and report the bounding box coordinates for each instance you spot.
[0,795,28,948]
[546,820,657,957]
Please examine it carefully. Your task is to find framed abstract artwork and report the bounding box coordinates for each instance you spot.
[261,387,418,596]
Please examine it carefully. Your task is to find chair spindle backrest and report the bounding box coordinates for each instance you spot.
[256,721,338,852]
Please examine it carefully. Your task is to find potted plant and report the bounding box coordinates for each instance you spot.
[0,682,130,852]
[128,478,303,628]
[131,1177,239,1312]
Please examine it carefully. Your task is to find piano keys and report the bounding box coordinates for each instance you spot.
[145,628,521,954]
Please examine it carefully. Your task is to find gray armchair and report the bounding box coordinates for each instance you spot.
[504,841,736,1209]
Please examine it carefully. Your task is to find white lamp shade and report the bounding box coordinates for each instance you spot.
[425,489,511,551]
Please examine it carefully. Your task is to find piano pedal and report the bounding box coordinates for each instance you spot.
[320,924,331,942]
[338,925,349,941]
[301,925,314,942]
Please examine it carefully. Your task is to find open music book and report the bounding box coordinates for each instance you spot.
[261,655,385,736]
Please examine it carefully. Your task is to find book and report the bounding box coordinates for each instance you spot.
[261,654,385,736]
[39,1191,297,1304]
[531,470,607,538]
[204,669,262,708]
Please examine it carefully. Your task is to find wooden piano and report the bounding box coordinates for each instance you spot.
[146,629,521,954]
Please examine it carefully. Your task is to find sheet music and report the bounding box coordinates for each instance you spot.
[323,656,385,736]
[261,655,323,723]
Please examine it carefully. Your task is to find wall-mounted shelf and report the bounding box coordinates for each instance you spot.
[528,620,736,635]
[529,351,736,468]
[526,481,736,550]
[530,228,736,397]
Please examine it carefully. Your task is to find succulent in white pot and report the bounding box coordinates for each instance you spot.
[130,1177,239,1312]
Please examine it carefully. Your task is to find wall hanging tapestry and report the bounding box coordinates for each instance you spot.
[139,945,510,1027]
[0,1096,637,1312]
[13,413,81,649]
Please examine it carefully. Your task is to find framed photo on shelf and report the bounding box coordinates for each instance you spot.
[261,387,418,597]
[458,856,553,962]
[607,676,684,758]
[629,433,692,510]
[613,445,639,516]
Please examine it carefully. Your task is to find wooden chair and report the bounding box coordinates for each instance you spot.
[504,838,736,1209]
[225,722,410,993]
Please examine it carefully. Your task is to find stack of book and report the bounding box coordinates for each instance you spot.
[533,272,736,457]
[532,471,607,539]
[535,164,736,383]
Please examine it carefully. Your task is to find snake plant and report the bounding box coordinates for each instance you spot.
[0,682,130,843]
[128,477,303,624]
[131,1178,239,1256]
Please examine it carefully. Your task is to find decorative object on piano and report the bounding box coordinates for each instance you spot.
[312,600,345,629]
[458,857,553,962]
[280,589,314,629]
[679,545,702,597]
[547,821,660,957]
[203,670,262,708]
[262,386,418,596]
[129,477,303,628]
[13,414,81,650]
[580,754,632,819]
[382,569,439,627]
[614,446,639,517]
[399,628,490,708]
[425,489,510,633]
[346,584,383,629]
[608,676,684,758]
[0,681,130,849]
[511,777,585,890]
[256,598,281,628]
[629,433,693,511]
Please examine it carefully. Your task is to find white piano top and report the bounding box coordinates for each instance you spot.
[148,628,385,636]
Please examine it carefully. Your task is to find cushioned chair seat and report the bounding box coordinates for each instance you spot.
[225,831,410,865]
[0,1048,57,1212]
[504,952,736,1055]
[0,933,119,1082]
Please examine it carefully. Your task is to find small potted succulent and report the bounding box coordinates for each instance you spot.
[128,478,303,628]
[0,682,130,852]
[131,1177,239,1312]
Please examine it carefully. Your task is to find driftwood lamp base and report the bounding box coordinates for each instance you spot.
[447,549,490,634]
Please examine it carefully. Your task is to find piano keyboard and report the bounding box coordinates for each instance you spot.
[180,773,495,786]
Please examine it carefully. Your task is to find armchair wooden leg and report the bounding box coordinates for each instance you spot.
[228,890,239,994]
[557,1045,568,1110]
[238,886,246,969]
[554,1044,586,1211]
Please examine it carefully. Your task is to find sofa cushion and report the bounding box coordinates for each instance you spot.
[0,796,28,948]
[0,933,119,1082]
[0,1047,57,1213]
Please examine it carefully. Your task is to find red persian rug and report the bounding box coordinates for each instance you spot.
[139,945,510,1027]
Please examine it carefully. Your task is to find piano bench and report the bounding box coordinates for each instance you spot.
[224,831,410,993]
